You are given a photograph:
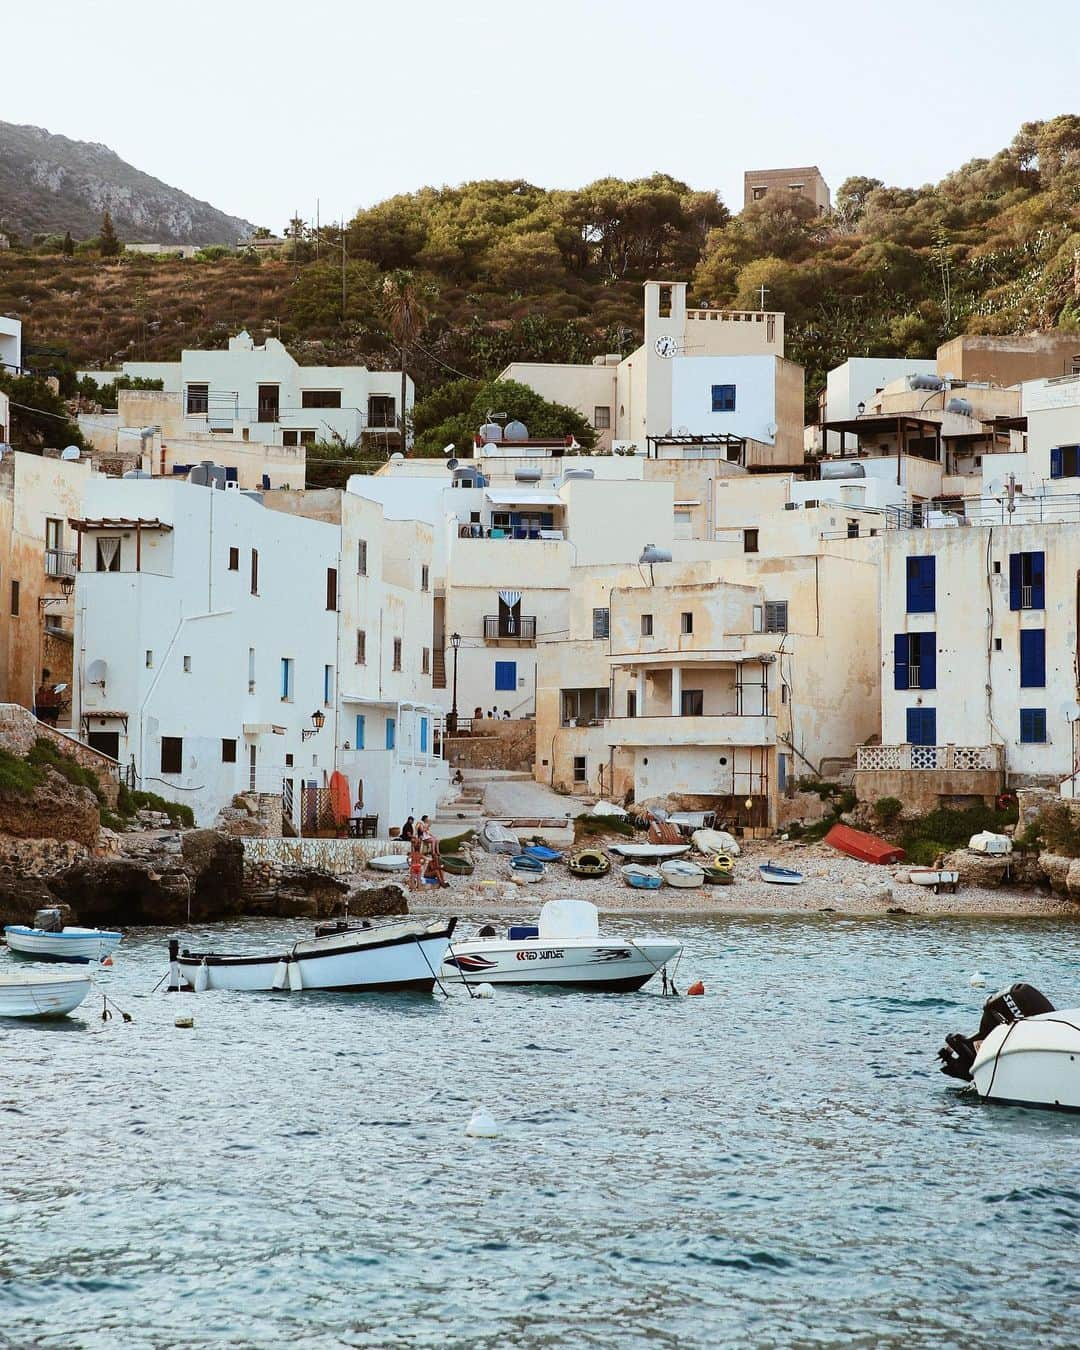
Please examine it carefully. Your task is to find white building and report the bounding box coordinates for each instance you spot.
[0,314,22,376]
[819,357,937,453]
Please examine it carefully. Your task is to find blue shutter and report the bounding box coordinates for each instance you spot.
[420,716,429,753]
[1030,551,1045,609]
[893,634,909,690]
[1008,553,1022,610]
[919,635,936,690]
[1020,708,1046,744]
[385,717,395,750]
[907,707,936,746]
[1050,446,1064,479]
[906,556,935,613]
[1020,630,1046,687]
[494,660,516,692]
[778,753,788,791]
[354,714,365,749]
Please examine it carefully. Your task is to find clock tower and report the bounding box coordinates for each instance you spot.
[642,281,687,439]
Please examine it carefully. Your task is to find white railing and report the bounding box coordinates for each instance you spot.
[856,744,1002,772]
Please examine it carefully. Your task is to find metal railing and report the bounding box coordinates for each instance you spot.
[483,615,537,641]
[875,493,1080,531]
[44,549,76,578]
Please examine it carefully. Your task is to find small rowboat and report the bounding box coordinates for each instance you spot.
[523,844,562,863]
[567,848,610,878]
[609,843,690,861]
[439,853,474,876]
[659,858,706,888]
[5,910,121,964]
[622,864,663,891]
[0,969,94,1019]
[702,866,735,886]
[509,853,545,882]
[759,861,804,885]
[909,867,959,894]
[368,854,409,873]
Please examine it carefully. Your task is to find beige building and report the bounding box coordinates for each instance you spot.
[937,333,1080,387]
[743,166,830,214]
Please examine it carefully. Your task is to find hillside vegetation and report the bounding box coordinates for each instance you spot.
[3,115,1077,417]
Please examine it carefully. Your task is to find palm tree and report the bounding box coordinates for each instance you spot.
[381,271,427,450]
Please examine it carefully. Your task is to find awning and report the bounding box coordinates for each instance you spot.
[674,499,701,507]
[68,517,174,532]
[485,488,564,507]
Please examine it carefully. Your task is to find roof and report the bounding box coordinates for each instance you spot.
[820,415,941,436]
[484,488,564,507]
[68,517,174,532]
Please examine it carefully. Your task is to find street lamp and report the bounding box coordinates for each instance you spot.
[447,632,461,735]
[302,708,326,741]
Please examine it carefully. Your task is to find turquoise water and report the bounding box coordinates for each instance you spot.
[2,913,1079,1348]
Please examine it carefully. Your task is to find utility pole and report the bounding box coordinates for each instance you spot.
[341,220,347,323]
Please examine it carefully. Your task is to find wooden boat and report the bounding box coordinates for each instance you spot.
[0,969,94,1019]
[609,842,690,862]
[621,863,663,890]
[702,865,735,886]
[659,858,706,888]
[824,822,904,865]
[759,861,804,885]
[5,908,121,964]
[509,854,545,883]
[439,852,474,876]
[567,848,610,878]
[909,867,959,894]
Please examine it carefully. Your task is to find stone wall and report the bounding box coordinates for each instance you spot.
[241,836,410,877]
[852,767,1001,814]
[0,702,120,807]
[445,718,535,771]
[215,791,283,838]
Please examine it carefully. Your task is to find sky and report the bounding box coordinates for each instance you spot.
[4,0,1078,230]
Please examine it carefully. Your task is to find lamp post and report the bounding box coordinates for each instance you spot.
[302,708,326,742]
[448,632,461,735]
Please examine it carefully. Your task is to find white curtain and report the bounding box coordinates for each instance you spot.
[96,537,120,572]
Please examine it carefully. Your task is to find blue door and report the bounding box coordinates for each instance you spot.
[906,707,937,745]
[905,556,935,613]
[354,714,365,749]
[385,717,396,751]
[494,660,517,692]
[1019,629,1046,687]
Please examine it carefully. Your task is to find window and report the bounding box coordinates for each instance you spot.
[250,548,259,595]
[495,660,517,692]
[1020,708,1047,744]
[368,395,396,428]
[711,384,736,413]
[385,717,396,750]
[228,547,239,570]
[681,611,694,635]
[160,737,183,774]
[573,756,587,784]
[894,632,936,690]
[422,647,430,675]
[356,629,367,665]
[743,528,759,554]
[420,716,429,754]
[357,539,368,575]
[326,567,338,611]
[248,647,256,693]
[561,688,609,726]
[681,689,704,716]
[354,715,365,749]
[593,406,611,430]
[10,579,19,616]
[752,186,767,201]
[641,614,653,636]
[421,564,429,592]
[994,637,1003,651]
[592,608,610,639]
[222,738,237,764]
[1020,629,1046,688]
[1050,445,1080,479]
[145,650,153,668]
[778,753,789,791]
[763,601,788,633]
[627,690,637,717]
[45,517,63,561]
[323,664,333,705]
[906,708,937,746]
[280,657,294,702]
[781,684,789,704]
[905,556,936,613]
[182,655,192,673]
[282,429,318,447]
[1009,551,1045,610]
[847,519,860,539]
[392,638,402,671]
[301,390,342,408]
[186,384,208,415]
[96,537,121,572]
[285,752,294,767]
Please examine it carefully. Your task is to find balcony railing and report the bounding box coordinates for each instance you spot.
[45,549,76,578]
[856,744,1003,772]
[484,615,537,641]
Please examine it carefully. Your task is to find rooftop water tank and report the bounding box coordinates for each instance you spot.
[909,373,944,392]
[188,460,227,489]
[946,396,974,417]
[560,467,594,482]
[639,544,672,564]
[503,419,528,441]
[514,466,542,482]
[122,469,151,479]
[820,460,866,479]
[478,421,503,442]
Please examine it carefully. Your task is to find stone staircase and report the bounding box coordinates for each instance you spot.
[433,768,534,837]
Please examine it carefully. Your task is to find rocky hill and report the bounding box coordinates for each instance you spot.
[0,120,255,245]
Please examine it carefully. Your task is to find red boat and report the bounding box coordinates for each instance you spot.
[824,823,905,865]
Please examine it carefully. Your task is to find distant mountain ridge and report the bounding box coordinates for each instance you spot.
[0,120,255,245]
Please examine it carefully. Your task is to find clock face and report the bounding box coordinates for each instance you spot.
[654,335,678,358]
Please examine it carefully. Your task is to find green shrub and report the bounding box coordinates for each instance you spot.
[786,820,805,838]
[574,813,635,840]
[872,796,903,825]
[899,803,1018,862]
[0,747,43,797]
[27,738,105,803]
[115,783,194,829]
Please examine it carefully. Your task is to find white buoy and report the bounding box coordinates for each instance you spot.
[175,1015,194,1029]
[970,972,987,988]
[288,959,303,992]
[194,961,208,993]
[271,959,289,991]
[466,1108,499,1139]
[474,983,495,999]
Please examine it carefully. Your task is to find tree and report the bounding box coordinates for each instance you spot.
[411,378,596,457]
[0,371,91,452]
[62,231,74,257]
[99,209,121,258]
[381,271,429,446]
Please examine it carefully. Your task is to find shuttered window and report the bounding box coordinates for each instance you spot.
[1019,629,1046,688]
[1019,708,1047,743]
[906,708,936,746]
[905,556,935,613]
[592,608,609,639]
[1009,552,1045,610]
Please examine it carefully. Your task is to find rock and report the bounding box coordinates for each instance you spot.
[0,768,100,848]
[893,869,911,885]
[887,906,911,915]
[50,856,194,926]
[241,861,350,919]
[180,829,244,910]
[346,882,408,918]
[1036,851,1072,895]
[942,849,1011,888]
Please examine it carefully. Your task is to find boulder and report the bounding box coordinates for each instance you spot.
[1037,850,1080,897]
[346,882,409,918]
[941,849,1011,888]
[49,855,194,926]
[0,768,100,848]
[241,861,350,919]
[180,829,244,910]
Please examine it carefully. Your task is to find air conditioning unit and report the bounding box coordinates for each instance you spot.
[784,501,798,511]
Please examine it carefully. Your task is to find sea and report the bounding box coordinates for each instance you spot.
[1,912,1078,1348]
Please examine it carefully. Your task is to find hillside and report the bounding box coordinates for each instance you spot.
[0,121,255,245]
[1,114,1076,411]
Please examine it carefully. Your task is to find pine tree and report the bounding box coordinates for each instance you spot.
[62,231,74,257]
[99,209,120,258]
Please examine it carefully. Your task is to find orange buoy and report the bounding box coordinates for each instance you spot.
[686,980,705,996]
[101,956,113,967]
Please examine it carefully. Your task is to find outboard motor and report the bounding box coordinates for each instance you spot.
[33,907,63,933]
[938,982,1055,1081]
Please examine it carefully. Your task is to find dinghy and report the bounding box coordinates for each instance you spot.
[659,858,705,888]
[439,853,474,876]
[443,898,681,991]
[609,842,690,862]
[367,854,409,873]
[621,863,663,891]
[908,867,959,894]
[0,969,94,1019]
[167,916,457,994]
[509,854,545,883]
[939,982,1080,1112]
[5,908,121,964]
[702,857,735,885]
[479,820,521,855]
[523,844,562,862]
[759,861,804,885]
[566,847,610,878]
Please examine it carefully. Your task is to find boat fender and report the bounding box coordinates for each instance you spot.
[474,983,495,999]
[288,959,303,992]
[101,956,113,967]
[970,972,987,988]
[194,961,209,993]
[175,1015,194,1029]
[686,980,705,997]
[271,959,289,991]
[466,1108,499,1138]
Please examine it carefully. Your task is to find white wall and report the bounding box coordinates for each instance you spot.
[0,315,21,375]
[824,358,937,453]
[670,355,777,444]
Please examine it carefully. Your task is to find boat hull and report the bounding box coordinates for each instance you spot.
[0,971,93,1018]
[4,926,122,964]
[443,937,681,990]
[759,866,803,885]
[971,1010,1080,1111]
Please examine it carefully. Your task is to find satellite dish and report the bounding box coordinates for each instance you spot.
[390,451,405,462]
[86,658,108,685]
[60,445,81,461]
[447,458,459,471]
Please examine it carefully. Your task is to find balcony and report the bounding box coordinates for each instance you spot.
[45,549,76,578]
[606,713,776,749]
[853,743,1005,811]
[483,615,536,642]
[856,744,1003,772]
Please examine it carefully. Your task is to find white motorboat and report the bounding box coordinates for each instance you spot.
[968,831,1012,856]
[5,908,121,964]
[443,898,681,992]
[659,858,705,888]
[939,982,1080,1111]
[168,916,457,994]
[0,969,94,1019]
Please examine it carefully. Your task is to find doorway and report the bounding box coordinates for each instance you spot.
[87,731,120,759]
[257,385,280,423]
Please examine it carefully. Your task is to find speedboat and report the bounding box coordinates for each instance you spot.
[443,898,681,992]
[939,982,1080,1111]
[622,864,663,891]
[167,916,457,994]
[4,908,121,964]
[0,969,94,1019]
[659,858,705,888]
[759,861,804,885]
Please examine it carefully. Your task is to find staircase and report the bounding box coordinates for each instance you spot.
[432,768,534,837]
[431,647,447,689]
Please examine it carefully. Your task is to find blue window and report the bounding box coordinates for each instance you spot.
[385,717,396,751]
[419,716,429,754]
[1019,708,1047,744]
[905,556,935,613]
[1009,551,1045,610]
[323,663,332,705]
[906,707,937,746]
[354,714,365,749]
[778,753,788,792]
[1050,445,1080,479]
[711,384,736,412]
[1019,629,1046,688]
[494,660,517,692]
[280,657,294,701]
[894,633,935,690]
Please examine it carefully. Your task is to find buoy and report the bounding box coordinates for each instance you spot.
[194,961,209,993]
[466,1108,499,1138]
[686,980,705,997]
[271,958,289,991]
[970,972,987,988]
[474,983,495,999]
[174,1015,194,1029]
[100,956,113,967]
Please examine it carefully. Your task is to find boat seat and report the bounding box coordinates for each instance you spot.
[508,925,539,940]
